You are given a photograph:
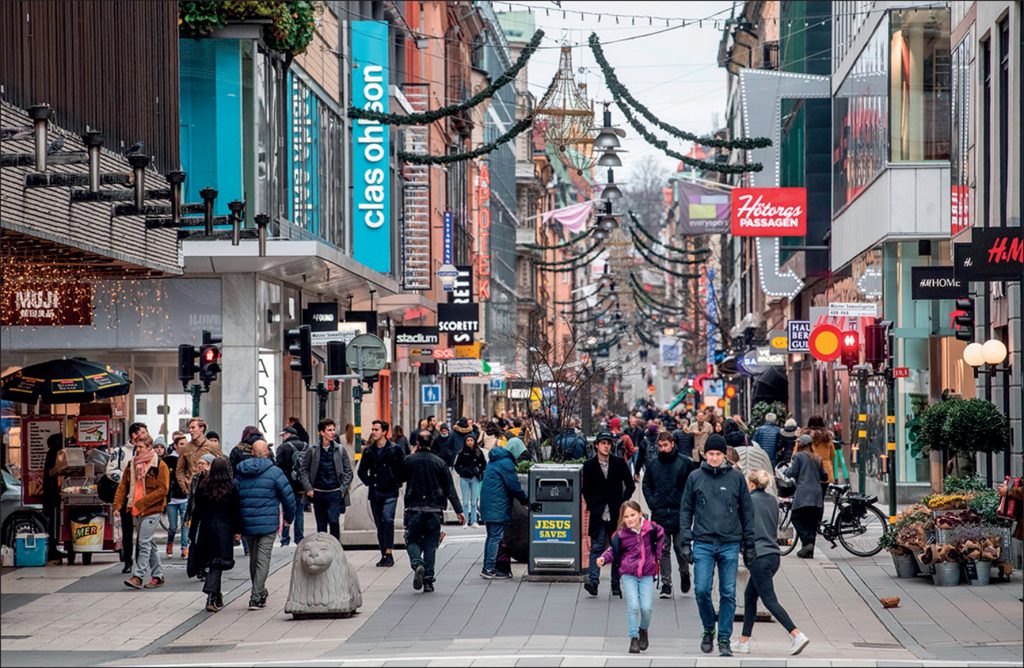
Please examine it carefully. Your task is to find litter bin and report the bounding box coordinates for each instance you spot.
[528,463,583,575]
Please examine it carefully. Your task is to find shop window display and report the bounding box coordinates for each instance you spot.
[889,9,951,162]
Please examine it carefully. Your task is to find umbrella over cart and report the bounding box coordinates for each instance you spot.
[1,357,132,405]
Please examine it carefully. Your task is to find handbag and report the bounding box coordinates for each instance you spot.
[996,475,1022,519]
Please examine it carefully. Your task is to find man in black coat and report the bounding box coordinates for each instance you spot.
[582,431,635,597]
[643,431,695,598]
[357,420,405,567]
[274,426,308,546]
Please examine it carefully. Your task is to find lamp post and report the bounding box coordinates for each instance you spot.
[962,339,1012,483]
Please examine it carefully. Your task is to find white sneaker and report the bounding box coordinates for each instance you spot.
[790,632,809,655]
[731,640,750,654]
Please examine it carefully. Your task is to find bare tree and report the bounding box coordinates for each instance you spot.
[622,155,669,233]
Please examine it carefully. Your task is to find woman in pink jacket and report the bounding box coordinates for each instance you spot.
[596,500,665,654]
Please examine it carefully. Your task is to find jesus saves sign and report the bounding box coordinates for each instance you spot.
[730,187,807,237]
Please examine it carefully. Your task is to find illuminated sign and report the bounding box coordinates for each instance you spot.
[730,187,807,237]
[477,163,491,301]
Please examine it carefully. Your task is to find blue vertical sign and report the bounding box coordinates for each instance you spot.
[351,21,391,274]
[443,210,453,265]
[706,269,718,366]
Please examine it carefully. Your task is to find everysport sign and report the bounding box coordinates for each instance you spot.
[730,187,807,237]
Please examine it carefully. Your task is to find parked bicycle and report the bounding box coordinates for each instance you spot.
[777,483,888,557]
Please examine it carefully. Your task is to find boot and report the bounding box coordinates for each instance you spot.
[205,593,219,613]
[638,628,649,651]
[797,544,815,559]
[628,637,640,654]
[215,593,224,610]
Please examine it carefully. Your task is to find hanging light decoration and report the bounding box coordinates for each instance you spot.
[599,167,622,201]
[535,46,596,174]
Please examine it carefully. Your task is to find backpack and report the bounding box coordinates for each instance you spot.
[609,523,660,576]
[289,442,308,484]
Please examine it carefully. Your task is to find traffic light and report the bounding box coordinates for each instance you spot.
[864,321,886,370]
[327,341,347,376]
[178,344,197,388]
[954,298,975,342]
[287,325,313,386]
[199,330,222,385]
[840,330,860,369]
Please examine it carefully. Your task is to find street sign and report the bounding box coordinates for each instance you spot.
[787,320,811,353]
[437,263,460,278]
[893,367,910,378]
[488,377,504,391]
[828,302,878,317]
[704,379,725,396]
[345,334,387,378]
[455,342,481,359]
[311,322,365,346]
[421,384,441,405]
[446,358,483,376]
[809,323,842,362]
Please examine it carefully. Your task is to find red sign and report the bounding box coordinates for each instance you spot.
[1,284,94,326]
[730,188,807,237]
[476,163,491,302]
[893,367,910,378]
[950,185,972,237]
[808,323,842,362]
[432,348,456,360]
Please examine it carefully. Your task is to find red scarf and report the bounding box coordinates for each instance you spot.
[133,449,155,481]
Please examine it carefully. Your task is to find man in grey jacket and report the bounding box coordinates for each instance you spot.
[679,434,756,657]
[299,419,353,541]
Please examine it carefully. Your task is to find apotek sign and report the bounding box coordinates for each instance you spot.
[477,163,491,301]
[730,187,806,237]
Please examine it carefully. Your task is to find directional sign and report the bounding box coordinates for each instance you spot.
[421,384,441,405]
[488,377,504,391]
[345,334,387,378]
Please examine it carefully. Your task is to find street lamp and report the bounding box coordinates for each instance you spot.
[962,338,1013,483]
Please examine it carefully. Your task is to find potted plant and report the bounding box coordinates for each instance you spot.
[951,525,1002,586]
[919,543,962,586]
[884,504,931,578]
[918,397,965,476]
[945,399,1011,471]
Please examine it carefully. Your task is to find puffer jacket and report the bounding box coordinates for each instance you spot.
[478,446,527,523]
[234,456,295,537]
[601,518,665,578]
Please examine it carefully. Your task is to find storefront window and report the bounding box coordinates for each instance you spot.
[833,19,888,213]
[889,9,951,162]
[950,32,974,235]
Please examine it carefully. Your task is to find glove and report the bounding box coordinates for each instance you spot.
[680,544,693,564]
[743,546,757,567]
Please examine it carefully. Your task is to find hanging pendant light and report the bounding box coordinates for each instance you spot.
[597,148,626,167]
[594,102,625,149]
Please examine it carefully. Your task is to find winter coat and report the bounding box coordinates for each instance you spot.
[357,440,406,499]
[776,433,797,465]
[229,441,253,469]
[274,437,308,494]
[187,484,243,577]
[554,429,587,460]
[752,424,781,465]
[453,445,487,481]
[401,449,463,514]
[812,434,837,483]
[748,488,782,559]
[784,451,828,510]
[1008,484,1024,541]
[581,455,636,537]
[175,435,222,493]
[113,456,170,518]
[446,424,479,467]
[734,445,778,498]
[600,518,665,578]
[234,457,296,537]
[641,447,694,532]
[478,446,527,523]
[679,460,755,550]
[162,453,189,501]
[672,429,695,458]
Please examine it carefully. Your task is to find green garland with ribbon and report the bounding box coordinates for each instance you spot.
[630,283,689,314]
[349,30,544,125]
[530,236,604,267]
[561,292,618,315]
[520,226,595,251]
[589,33,771,151]
[629,273,690,308]
[630,213,711,254]
[399,115,534,164]
[631,240,703,278]
[628,228,704,265]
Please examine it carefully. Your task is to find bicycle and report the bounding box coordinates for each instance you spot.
[777,483,888,557]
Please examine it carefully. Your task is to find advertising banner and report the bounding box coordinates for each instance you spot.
[438,303,480,333]
[477,163,491,302]
[75,417,110,446]
[303,302,339,331]
[351,21,391,274]
[911,266,968,300]
[730,187,807,237]
[787,320,811,353]
[677,181,731,234]
[20,416,64,504]
[447,265,474,344]
[953,228,1024,282]
[1,283,94,326]
[395,326,440,346]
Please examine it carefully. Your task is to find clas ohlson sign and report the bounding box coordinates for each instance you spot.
[352,21,390,274]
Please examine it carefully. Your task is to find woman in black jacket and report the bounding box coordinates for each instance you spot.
[187,458,243,612]
[784,435,829,559]
[453,435,487,527]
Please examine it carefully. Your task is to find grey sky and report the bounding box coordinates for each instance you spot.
[514,1,735,183]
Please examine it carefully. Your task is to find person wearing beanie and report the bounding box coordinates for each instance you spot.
[752,413,782,467]
[582,431,636,598]
[776,420,798,465]
[679,433,756,657]
[609,417,638,475]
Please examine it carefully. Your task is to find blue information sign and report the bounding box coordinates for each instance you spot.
[421,384,441,405]
[443,210,453,265]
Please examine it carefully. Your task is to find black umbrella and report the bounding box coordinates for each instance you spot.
[751,365,789,405]
[1,357,132,404]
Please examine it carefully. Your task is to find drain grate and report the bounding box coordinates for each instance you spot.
[153,643,236,654]
[852,641,902,648]
[1,635,31,640]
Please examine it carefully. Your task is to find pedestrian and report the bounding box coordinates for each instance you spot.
[809,421,837,487]
[752,413,782,466]
[230,426,263,468]
[732,469,811,655]
[299,419,353,541]
[482,421,501,451]
[642,431,695,598]
[175,417,222,514]
[478,440,526,579]
[672,423,695,469]
[554,420,587,461]
[679,433,756,657]
[504,436,533,464]
[454,434,487,527]
[687,409,713,462]
[401,430,465,593]
[357,420,405,566]
[392,425,410,455]
[163,433,191,558]
[275,426,309,546]
[777,419,799,465]
[285,417,310,445]
[114,435,170,590]
[582,431,636,598]
[595,500,665,654]
[184,454,215,531]
[734,433,777,498]
[114,423,149,573]
[235,439,295,610]
[785,435,829,558]
[42,433,66,562]
[187,457,243,613]
[343,423,356,452]
[448,417,475,466]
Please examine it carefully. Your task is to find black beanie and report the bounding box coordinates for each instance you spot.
[704,434,728,455]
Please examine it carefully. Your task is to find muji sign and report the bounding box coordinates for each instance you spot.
[730,187,807,237]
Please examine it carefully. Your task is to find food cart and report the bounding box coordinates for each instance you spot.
[60,426,122,564]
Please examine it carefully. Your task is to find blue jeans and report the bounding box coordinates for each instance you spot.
[369,494,398,553]
[693,541,740,640]
[166,500,189,548]
[483,521,505,571]
[587,521,620,589]
[281,492,305,544]
[460,477,481,525]
[405,510,442,585]
[621,574,655,639]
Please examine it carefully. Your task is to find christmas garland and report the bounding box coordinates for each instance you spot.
[629,228,704,265]
[630,284,689,314]
[589,33,771,151]
[521,226,595,251]
[532,245,604,272]
[629,273,690,309]
[350,30,544,125]
[530,237,603,267]
[630,213,711,254]
[399,115,534,165]
[553,283,612,305]
[631,240,703,278]
[569,302,615,324]
[561,293,618,315]
[635,326,658,347]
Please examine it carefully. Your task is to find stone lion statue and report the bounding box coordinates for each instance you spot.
[285,533,362,619]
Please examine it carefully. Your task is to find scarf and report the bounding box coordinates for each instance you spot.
[133,448,155,481]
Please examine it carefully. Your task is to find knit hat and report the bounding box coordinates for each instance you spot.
[647,423,659,434]
[505,437,527,461]
[206,430,220,441]
[781,419,798,436]
[609,417,622,430]
[798,434,813,446]
[704,434,728,455]
[200,453,216,464]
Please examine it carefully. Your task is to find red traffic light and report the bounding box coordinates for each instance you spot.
[201,347,219,364]
[840,330,860,369]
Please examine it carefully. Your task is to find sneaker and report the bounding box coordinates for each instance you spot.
[181,547,189,559]
[423,582,434,593]
[628,637,640,654]
[680,572,691,594]
[280,538,291,547]
[638,628,649,651]
[255,594,267,609]
[658,585,672,599]
[797,545,815,559]
[166,544,173,557]
[413,564,425,591]
[731,639,750,654]
[789,632,809,655]
[480,569,496,580]
[611,584,622,598]
[719,640,733,657]
[492,570,512,580]
[123,576,144,590]
[700,629,715,654]
[381,553,394,567]
[144,577,165,589]
[583,581,598,597]
[376,556,388,567]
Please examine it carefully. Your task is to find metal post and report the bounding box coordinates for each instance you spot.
[857,371,867,494]
[190,384,204,418]
[128,154,150,210]
[255,214,269,257]
[886,366,897,519]
[352,384,363,455]
[228,200,245,246]
[316,383,328,425]
[1001,365,1012,477]
[166,171,186,224]
[83,131,103,192]
[28,104,52,172]
[984,282,993,484]
[200,188,217,235]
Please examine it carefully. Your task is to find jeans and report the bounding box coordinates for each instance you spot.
[131,515,164,581]
[621,574,655,639]
[312,490,343,540]
[483,522,505,571]
[587,521,621,589]
[792,505,823,550]
[405,510,442,585]
[369,494,398,554]
[166,500,189,549]
[203,566,223,596]
[120,509,134,564]
[281,492,306,544]
[693,540,740,640]
[741,553,796,637]
[659,530,690,590]
[459,477,481,525]
[245,532,275,599]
